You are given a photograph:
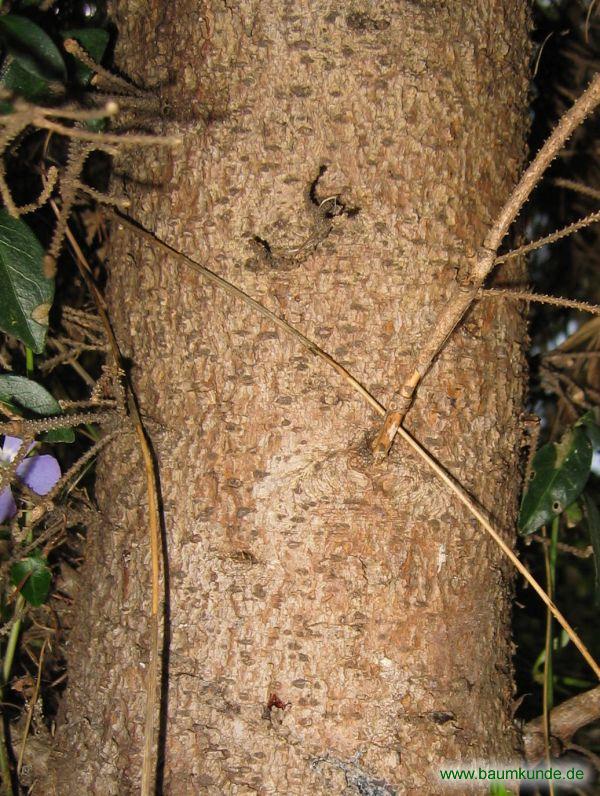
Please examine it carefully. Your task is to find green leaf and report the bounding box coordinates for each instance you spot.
[0,55,52,101]
[0,14,66,82]
[42,426,75,443]
[0,210,53,353]
[61,28,109,86]
[0,375,60,414]
[564,500,583,527]
[583,493,600,608]
[10,552,51,606]
[519,427,593,536]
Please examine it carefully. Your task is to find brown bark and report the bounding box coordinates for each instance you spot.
[46,1,531,793]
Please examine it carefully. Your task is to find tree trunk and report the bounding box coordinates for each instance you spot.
[47,1,531,793]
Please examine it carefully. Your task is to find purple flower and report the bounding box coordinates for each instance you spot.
[0,436,61,523]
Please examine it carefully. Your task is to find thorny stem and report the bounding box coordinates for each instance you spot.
[0,410,116,439]
[42,428,120,505]
[371,73,600,457]
[479,287,600,316]
[484,73,600,253]
[554,177,600,201]
[62,39,146,98]
[118,212,600,680]
[36,116,181,148]
[494,209,600,265]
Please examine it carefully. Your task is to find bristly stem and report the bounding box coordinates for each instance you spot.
[484,73,600,253]
[371,73,600,458]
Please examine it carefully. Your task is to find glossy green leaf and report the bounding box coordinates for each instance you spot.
[61,28,109,86]
[0,55,52,101]
[0,14,66,82]
[0,375,60,414]
[10,552,51,606]
[0,210,53,352]
[583,493,600,608]
[519,427,593,536]
[42,426,75,443]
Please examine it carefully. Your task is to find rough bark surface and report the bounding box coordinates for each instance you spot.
[47,1,531,793]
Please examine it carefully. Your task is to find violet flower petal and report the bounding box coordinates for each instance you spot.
[1,436,23,462]
[0,487,17,523]
[1,436,36,463]
[16,455,61,495]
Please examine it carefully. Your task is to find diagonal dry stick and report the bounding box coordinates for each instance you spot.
[116,211,600,681]
[113,212,378,410]
[371,73,600,458]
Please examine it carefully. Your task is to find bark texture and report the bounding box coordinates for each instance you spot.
[47,1,531,793]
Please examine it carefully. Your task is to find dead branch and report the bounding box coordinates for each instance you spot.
[523,685,600,762]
